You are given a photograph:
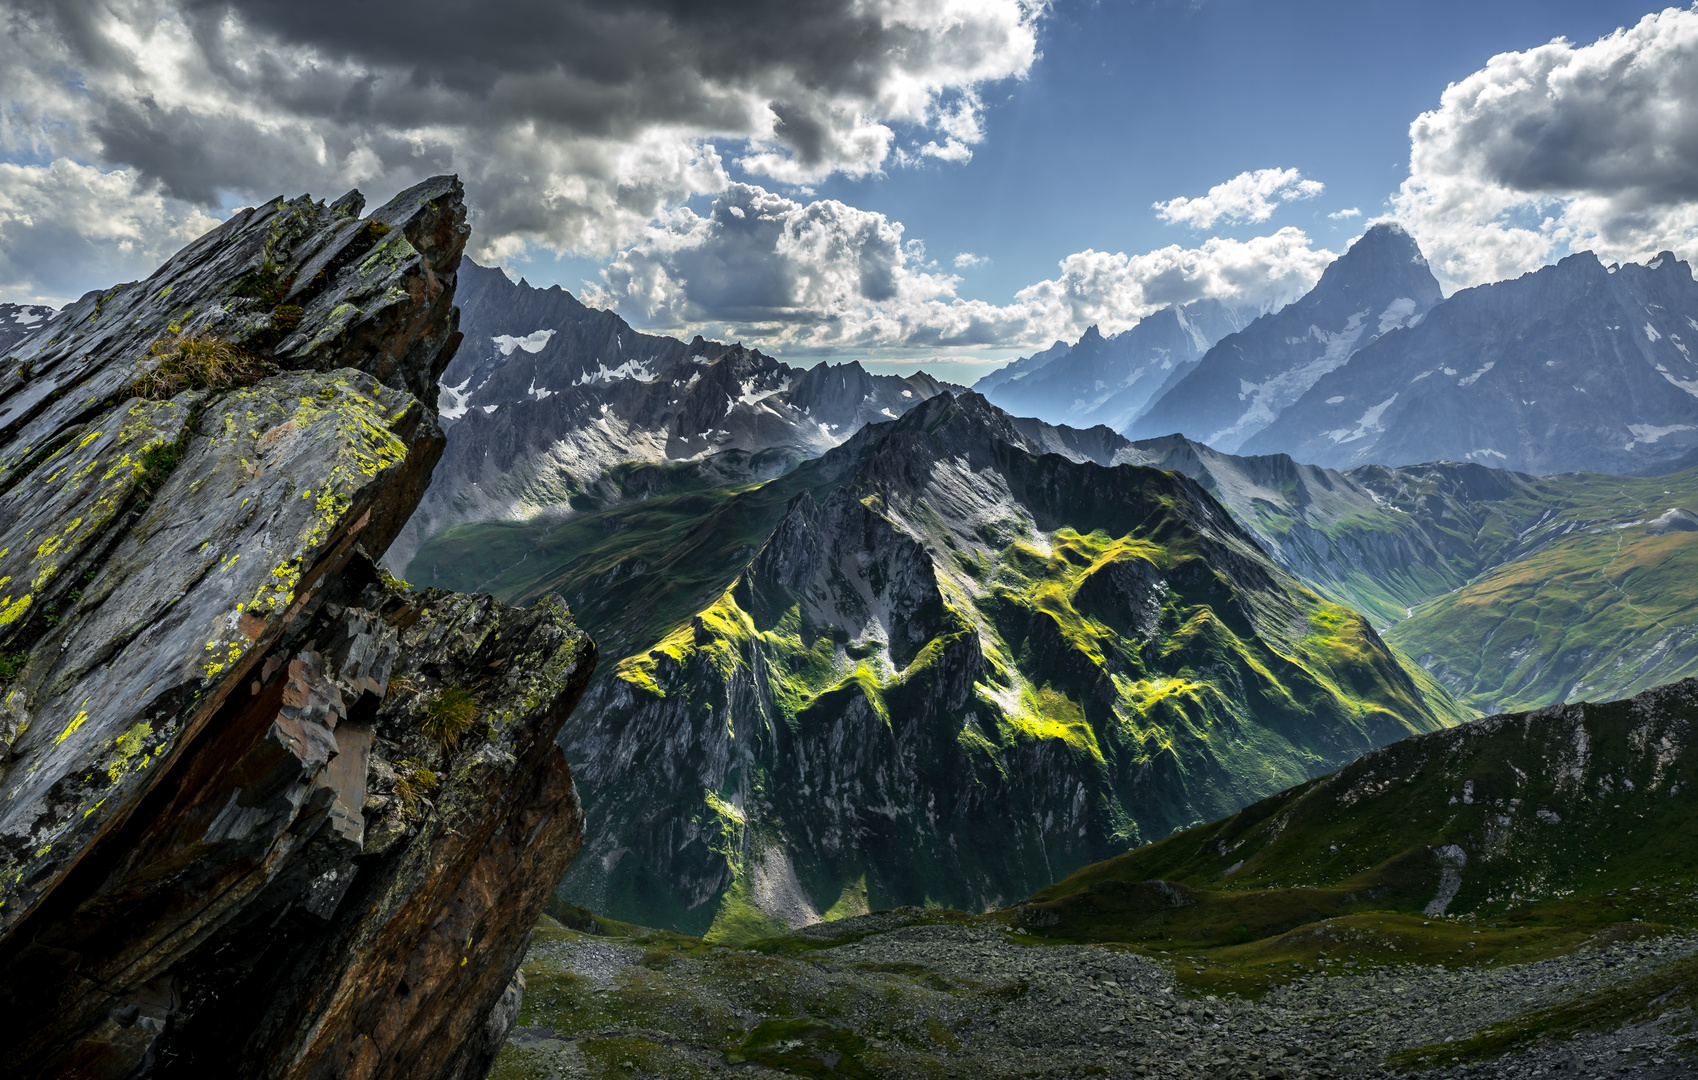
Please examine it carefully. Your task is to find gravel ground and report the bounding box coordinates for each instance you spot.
[491,917,1698,1080]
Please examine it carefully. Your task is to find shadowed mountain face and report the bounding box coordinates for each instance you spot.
[978,298,1254,431]
[544,392,1461,937]
[1127,224,1444,453]
[1244,251,1698,475]
[386,261,956,570]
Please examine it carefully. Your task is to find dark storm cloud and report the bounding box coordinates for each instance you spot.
[17,0,1037,207]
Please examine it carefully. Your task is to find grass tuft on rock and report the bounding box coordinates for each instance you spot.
[132,334,275,400]
[421,686,478,751]
[394,758,439,818]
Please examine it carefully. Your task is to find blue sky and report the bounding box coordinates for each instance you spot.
[487,0,1681,376]
[5,0,1698,378]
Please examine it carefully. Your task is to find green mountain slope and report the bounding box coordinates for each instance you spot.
[1123,436,1698,714]
[1017,676,1698,992]
[1383,495,1698,714]
[532,393,1462,936]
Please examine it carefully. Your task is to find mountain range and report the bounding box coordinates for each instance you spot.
[984,226,1698,478]
[1243,249,1698,473]
[400,245,1698,933]
[415,391,1465,935]
[1125,223,1445,453]
[0,302,55,355]
[386,261,957,572]
[980,298,1254,431]
[1106,434,1698,715]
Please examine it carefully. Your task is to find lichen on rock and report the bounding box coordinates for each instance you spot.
[0,176,596,1080]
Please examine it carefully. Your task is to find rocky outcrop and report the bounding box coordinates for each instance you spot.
[0,179,594,1079]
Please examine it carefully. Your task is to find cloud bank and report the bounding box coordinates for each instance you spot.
[1394,6,1698,290]
[590,183,1335,351]
[0,0,1043,300]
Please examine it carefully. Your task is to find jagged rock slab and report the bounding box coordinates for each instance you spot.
[386,260,958,569]
[0,178,596,1080]
[1128,223,1443,452]
[1244,250,1698,474]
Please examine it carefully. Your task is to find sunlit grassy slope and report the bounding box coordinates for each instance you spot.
[1385,499,1698,713]
[1124,437,1698,715]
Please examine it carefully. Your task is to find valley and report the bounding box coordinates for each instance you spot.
[486,678,1698,1080]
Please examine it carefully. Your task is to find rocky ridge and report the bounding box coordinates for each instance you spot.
[1128,224,1444,453]
[0,179,595,1079]
[387,260,956,571]
[553,391,1461,937]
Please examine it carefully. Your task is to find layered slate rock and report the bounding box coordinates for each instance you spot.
[0,179,595,1080]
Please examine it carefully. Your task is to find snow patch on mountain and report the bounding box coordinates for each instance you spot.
[493,328,556,355]
[1328,394,1398,444]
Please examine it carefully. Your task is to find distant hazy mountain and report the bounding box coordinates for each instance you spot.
[1127,223,1444,451]
[973,337,1071,396]
[0,303,56,356]
[1243,250,1698,474]
[388,259,957,569]
[977,298,1252,429]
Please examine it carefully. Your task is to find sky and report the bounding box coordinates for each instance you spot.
[3,0,1697,378]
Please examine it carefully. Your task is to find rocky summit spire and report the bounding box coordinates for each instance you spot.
[0,178,596,1080]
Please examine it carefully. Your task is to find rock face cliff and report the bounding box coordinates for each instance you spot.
[0,179,594,1079]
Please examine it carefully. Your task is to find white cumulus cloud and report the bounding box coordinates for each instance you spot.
[1328,207,1362,220]
[1393,6,1698,290]
[590,183,1334,352]
[0,159,222,306]
[1153,167,1325,230]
